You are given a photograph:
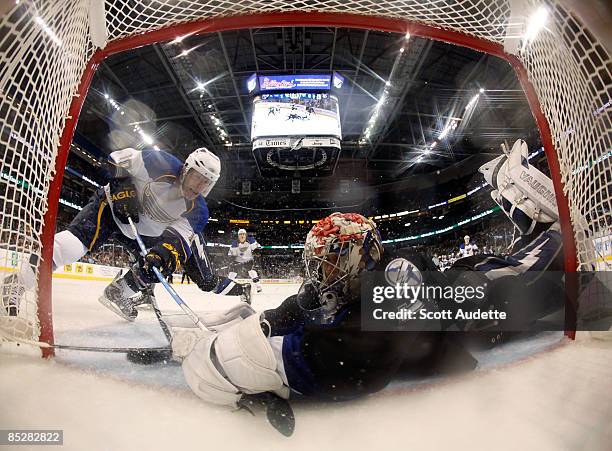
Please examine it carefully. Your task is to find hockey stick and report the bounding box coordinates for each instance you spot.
[47,343,171,354]
[127,217,208,332]
[124,294,175,364]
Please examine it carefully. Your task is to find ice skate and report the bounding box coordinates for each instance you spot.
[98,273,138,321]
[240,283,252,305]
[132,284,156,311]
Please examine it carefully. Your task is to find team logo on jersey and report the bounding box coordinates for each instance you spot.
[142,183,176,223]
[384,258,422,287]
[111,189,136,201]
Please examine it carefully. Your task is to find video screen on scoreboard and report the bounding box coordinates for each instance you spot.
[250,93,342,140]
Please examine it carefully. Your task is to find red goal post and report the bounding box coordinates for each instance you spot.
[0,1,609,356]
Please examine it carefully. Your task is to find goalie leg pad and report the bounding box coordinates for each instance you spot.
[480,139,559,235]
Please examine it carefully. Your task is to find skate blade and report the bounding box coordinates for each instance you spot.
[98,295,136,322]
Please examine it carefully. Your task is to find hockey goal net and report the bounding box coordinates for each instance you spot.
[0,0,610,355]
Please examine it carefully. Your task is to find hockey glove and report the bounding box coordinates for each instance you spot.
[110,178,139,224]
[140,243,180,283]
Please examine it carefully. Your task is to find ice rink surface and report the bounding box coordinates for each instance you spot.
[1,278,611,450]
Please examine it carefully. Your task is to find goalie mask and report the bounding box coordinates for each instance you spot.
[302,213,383,316]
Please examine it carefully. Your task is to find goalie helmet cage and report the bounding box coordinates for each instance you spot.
[0,1,610,357]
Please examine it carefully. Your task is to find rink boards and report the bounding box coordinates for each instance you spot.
[0,247,300,284]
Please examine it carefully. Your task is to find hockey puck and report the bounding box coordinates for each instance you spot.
[126,348,173,365]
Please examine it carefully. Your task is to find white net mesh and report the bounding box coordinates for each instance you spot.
[0,0,610,345]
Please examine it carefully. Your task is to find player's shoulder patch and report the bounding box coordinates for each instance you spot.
[231,240,238,248]
[384,257,423,286]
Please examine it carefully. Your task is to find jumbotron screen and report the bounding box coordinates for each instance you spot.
[250,93,342,140]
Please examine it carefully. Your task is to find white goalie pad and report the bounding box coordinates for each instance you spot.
[180,313,289,407]
[504,139,558,220]
[479,139,559,234]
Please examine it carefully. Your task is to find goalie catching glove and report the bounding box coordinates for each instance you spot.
[168,308,289,407]
[110,177,139,224]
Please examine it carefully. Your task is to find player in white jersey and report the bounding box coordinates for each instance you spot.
[458,235,478,258]
[1,147,221,321]
[226,229,263,293]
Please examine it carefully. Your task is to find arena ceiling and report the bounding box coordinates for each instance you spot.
[72,26,541,208]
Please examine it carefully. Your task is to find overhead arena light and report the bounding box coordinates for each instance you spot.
[438,120,458,140]
[465,93,480,110]
[139,130,154,145]
[170,33,193,45]
[522,6,548,50]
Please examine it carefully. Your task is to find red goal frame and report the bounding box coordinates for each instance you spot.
[37,12,579,357]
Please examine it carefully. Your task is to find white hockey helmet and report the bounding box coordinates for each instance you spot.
[182,147,221,197]
[303,212,383,296]
[237,228,247,236]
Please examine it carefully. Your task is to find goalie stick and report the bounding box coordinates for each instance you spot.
[126,217,295,435]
